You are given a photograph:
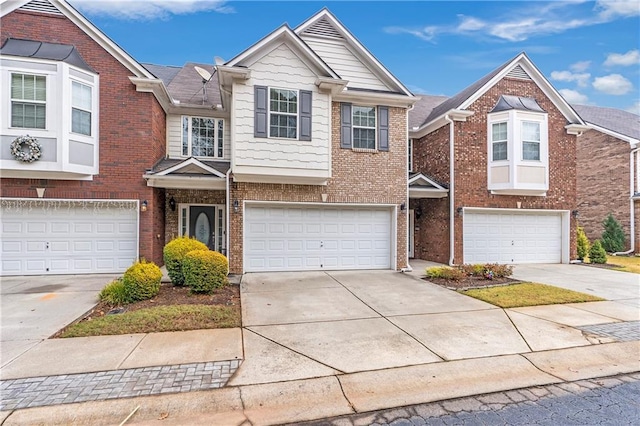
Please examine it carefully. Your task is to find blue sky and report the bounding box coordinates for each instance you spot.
[71,0,640,113]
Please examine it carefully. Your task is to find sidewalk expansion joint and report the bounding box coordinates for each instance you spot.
[0,359,242,411]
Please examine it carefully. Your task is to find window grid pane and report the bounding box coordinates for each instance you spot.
[492,141,507,161]
[269,89,297,139]
[191,118,215,157]
[352,106,376,149]
[217,120,224,158]
[522,122,540,161]
[523,142,540,160]
[72,108,91,135]
[182,116,189,156]
[11,74,46,129]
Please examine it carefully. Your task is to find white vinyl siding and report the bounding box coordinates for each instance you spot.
[244,204,392,272]
[233,44,330,172]
[301,37,390,91]
[167,115,230,160]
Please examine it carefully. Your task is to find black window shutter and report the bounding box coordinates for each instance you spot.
[299,90,312,141]
[340,103,352,149]
[378,106,389,152]
[254,85,268,138]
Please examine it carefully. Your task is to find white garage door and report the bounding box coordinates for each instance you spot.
[244,204,392,272]
[1,200,138,275]
[464,210,562,264]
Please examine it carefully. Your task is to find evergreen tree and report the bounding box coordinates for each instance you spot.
[601,214,625,253]
[576,227,590,261]
[589,240,607,264]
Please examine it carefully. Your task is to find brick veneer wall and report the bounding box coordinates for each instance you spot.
[576,129,634,250]
[412,76,578,263]
[228,103,408,274]
[164,190,226,243]
[0,10,166,264]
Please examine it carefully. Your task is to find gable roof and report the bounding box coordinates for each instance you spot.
[409,95,448,129]
[573,104,639,143]
[225,23,339,79]
[411,52,584,134]
[165,63,222,108]
[1,0,154,78]
[143,63,182,86]
[295,8,413,97]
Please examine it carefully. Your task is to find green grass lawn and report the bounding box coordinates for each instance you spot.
[59,305,240,338]
[605,255,640,274]
[461,283,605,308]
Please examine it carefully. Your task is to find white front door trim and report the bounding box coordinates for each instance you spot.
[462,207,570,264]
[178,203,226,254]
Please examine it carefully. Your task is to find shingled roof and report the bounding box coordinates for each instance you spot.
[573,104,640,142]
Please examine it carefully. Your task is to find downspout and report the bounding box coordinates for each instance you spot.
[401,104,415,273]
[613,146,638,255]
[445,114,456,266]
[226,168,231,263]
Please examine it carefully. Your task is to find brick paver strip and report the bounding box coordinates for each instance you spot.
[579,321,640,342]
[0,360,241,411]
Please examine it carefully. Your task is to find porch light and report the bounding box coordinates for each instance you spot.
[141,200,148,212]
[233,199,239,213]
[169,196,176,212]
[400,202,406,211]
[572,210,579,218]
[456,207,463,216]
[415,206,422,220]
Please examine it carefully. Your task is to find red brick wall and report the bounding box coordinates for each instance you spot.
[577,129,633,250]
[1,10,166,264]
[413,77,578,263]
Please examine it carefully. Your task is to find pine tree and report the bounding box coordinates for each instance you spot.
[601,214,625,253]
[576,227,590,261]
[589,240,607,264]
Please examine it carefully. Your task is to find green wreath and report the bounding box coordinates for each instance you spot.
[10,135,42,163]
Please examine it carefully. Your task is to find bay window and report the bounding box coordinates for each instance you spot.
[522,121,541,161]
[11,73,46,129]
[72,81,92,135]
[491,122,508,161]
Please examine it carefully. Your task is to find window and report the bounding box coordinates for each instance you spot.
[408,139,413,171]
[11,73,46,129]
[491,122,508,161]
[522,121,540,161]
[269,88,297,139]
[352,106,376,149]
[71,81,92,135]
[182,116,224,158]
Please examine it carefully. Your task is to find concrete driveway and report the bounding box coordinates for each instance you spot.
[1,274,116,368]
[512,264,640,306]
[233,270,632,386]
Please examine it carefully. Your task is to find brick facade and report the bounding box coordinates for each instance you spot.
[576,129,635,251]
[164,190,226,243]
[0,10,166,264]
[412,77,578,264]
[227,103,408,274]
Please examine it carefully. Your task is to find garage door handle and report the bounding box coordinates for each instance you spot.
[46,242,50,249]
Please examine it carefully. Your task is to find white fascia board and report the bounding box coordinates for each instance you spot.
[581,122,639,145]
[409,188,448,199]
[144,175,226,190]
[333,90,417,108]
[155,158,226,178]
[129,77,174,111]
[408,173,447,190]
[225,25,338,79]
[295,9,413,97]
[410,109,474,139]
[565,123,592,136]
[2,0,155,79]
[316,77,348,94]
[216,66,251,89]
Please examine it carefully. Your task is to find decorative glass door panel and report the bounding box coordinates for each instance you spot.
[187,205,225,253]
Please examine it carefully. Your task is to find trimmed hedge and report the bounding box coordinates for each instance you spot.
[122,260,162,301]
[163,236,208,286]
[183,250,229,293]
[425,266,466,281]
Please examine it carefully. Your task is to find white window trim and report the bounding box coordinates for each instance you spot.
[268,87,299,140]
[352,105,377,150]
[491,121,509,162]
[521,120,541,162]
[10,72,48,130]
[178,203,227,254]
[182,116,224,159]
[70,79,93,136]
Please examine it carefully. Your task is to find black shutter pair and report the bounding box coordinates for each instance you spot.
[340,103,389,151]
[254,86,312,141]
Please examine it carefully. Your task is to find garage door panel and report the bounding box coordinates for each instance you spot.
[464,211,562,264]
[245,205,392,272]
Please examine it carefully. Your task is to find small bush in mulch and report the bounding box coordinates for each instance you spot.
[183,250,229,293]
[589,240,607,264]
[425,263,517,290]
[163,236,208,286]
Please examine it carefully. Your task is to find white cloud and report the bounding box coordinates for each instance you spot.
[596,0,640,19]
[559,89,589,104]
[488,17,589,42]
[570,60,591,72]
[456,15,487,32]
[626,100,640,115]
[604,49,640,66]
[71,0,233,20]
[550,70,591,87]
[383,26,438,42]
[593,74,634,95]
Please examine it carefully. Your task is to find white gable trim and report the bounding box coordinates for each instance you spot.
[295,9,413,97]
[458,53,583,124]
[408,173,449,199]
[409,173,448,190]
[225,24,339,79]
[154,158,226,178]
[2,0,154,78]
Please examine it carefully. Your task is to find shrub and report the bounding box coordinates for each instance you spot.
[425,266,466,281]
[163,236,208,285]
[589,240,607,264]
[122,260,162,301]
[461,264,486,277]
[98,278,131,306]
[601,214,625,253]
[576,227,591,261]
[183,250,229,293]
[483,263,514,278]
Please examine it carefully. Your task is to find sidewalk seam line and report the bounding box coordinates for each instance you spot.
[335,375,357,414]
[503,309,534,353]
[116,335,148,370]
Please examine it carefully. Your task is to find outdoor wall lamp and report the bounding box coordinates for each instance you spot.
[400,202,406,211]
[141,200,148,212]
[233,199,239,213]
[572,210,579,218]
[456,207,463,216]
[415,206,423,220]
[168,196,176,212]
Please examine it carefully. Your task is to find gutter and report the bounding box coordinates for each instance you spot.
[445,114,456,266]
[401,104,415,273]
[613,146,638,255]
[226,168,232,260]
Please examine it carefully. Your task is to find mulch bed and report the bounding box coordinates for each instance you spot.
[53,283,240,337]
[424,276,521,291]
[577,262,621,270]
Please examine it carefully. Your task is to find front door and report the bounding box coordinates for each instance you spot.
[189,206,216,250]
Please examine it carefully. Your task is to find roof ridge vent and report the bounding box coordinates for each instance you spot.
[506,64,531,80]
[301,16,343,39]
[18,0,63,15]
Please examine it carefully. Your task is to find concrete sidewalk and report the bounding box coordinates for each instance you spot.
[1,267,638,425]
